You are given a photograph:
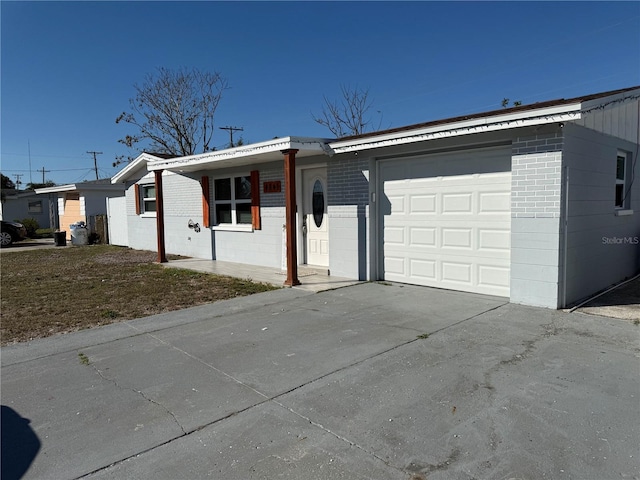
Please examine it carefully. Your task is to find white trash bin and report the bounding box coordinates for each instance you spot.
[70,222,89,246]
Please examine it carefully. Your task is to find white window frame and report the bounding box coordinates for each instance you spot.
[212,174,253,230]
[140,183,157,217]
[615,150,629,210]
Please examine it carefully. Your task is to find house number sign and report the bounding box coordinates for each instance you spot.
[263,181,281,193]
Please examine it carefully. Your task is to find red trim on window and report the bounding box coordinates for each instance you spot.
[201,176,210,228]
[251,170,261,230]
[134,184,141,215]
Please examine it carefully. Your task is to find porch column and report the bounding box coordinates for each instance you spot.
[154,169,167,263]
[282,149,300,286]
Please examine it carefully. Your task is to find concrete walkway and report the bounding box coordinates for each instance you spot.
[2,283,639,480]
[163,258,361,292]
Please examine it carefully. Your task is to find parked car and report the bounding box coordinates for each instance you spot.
[0,220,28,247]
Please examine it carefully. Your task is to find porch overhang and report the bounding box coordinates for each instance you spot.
[147,136,334,173]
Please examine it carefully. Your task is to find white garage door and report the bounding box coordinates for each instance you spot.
[379,146,511,297]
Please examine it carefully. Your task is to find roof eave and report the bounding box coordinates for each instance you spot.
[330,103,582,154]
[148,136,334,173]
[111,153,165,184]
[35,183,124,194]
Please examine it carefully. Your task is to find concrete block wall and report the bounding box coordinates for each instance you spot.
[328,156,370,279]
[212,207,285,268]
[561,122,640,305]
[510,131,564,308]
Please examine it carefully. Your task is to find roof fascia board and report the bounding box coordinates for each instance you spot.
[35,184,78,194]
[148,137,332,172]
[35,183,124,194]
[330,103,582,153]
[111,153,162,184]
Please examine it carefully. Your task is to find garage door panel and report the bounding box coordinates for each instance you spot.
[441,261,472,284]
[409,227,436,247]
[409,259,437,280]
[478,265,510,289]
[441,228,472,249]
[380,146,511,297]
[479,191,510,213]
[384,256,405,276]
[478,228,510,251]
[410,194,436,213]
[385,227,405,246]
[442,193,473,213]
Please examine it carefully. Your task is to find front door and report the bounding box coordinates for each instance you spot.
[302,168,329,267]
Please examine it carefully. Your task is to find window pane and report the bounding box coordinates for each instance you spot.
[143,185,156,198]
[28,201,43,213]
[216,203,232,224]
[215,178,231,200]
[144,200,156,212]
[615,184,624,208]
[312,180,324,228]
[616,156,626,181]
[235,176,252,200]
[236,203,252,224]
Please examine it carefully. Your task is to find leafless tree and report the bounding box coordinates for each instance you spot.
[115,67,229,161]
[312,85,381,138]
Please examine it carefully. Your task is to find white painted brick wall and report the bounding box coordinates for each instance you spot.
[511,133,563,219]
[327,157,370,280]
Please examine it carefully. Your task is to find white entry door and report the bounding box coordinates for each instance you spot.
[302,168,329,267]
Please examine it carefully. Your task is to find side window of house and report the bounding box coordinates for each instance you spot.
[28,201,43,214]
[213,176,252,225]
[142,184,156,213]
[615,151,628,209]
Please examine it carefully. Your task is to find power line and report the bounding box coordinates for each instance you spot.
[1,168,96,173]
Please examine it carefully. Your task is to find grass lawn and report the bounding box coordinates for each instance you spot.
[0,245,278,346]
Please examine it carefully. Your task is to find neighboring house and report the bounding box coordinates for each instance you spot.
[36,180,125,241]
[111,86,640,309]
[0,189,56,229]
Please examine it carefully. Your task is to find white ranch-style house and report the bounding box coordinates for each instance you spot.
[111,86,640,309]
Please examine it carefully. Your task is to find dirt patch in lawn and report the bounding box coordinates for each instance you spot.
[0,245,278,346]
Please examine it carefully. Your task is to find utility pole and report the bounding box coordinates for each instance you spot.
[38,167,50,184]
[28,140,33,184]
[13,174,23,189]
[87,151,103,180]
[219,126,243,148]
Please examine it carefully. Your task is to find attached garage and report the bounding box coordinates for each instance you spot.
[378,145,512,297]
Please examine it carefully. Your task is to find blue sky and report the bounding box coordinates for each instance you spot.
[2,1,639,185]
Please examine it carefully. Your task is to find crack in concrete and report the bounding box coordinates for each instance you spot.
[269,399,409,477]
[88,358,187,436]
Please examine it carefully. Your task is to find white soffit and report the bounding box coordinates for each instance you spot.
[330,103,583,153]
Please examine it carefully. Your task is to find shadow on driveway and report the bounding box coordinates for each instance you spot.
[573,276,640,320]
[1,406,41,480]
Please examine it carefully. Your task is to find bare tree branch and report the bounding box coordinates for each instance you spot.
[115,67,229,158]
[312,84,381,138]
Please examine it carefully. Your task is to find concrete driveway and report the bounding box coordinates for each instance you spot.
[2,283,638,480]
